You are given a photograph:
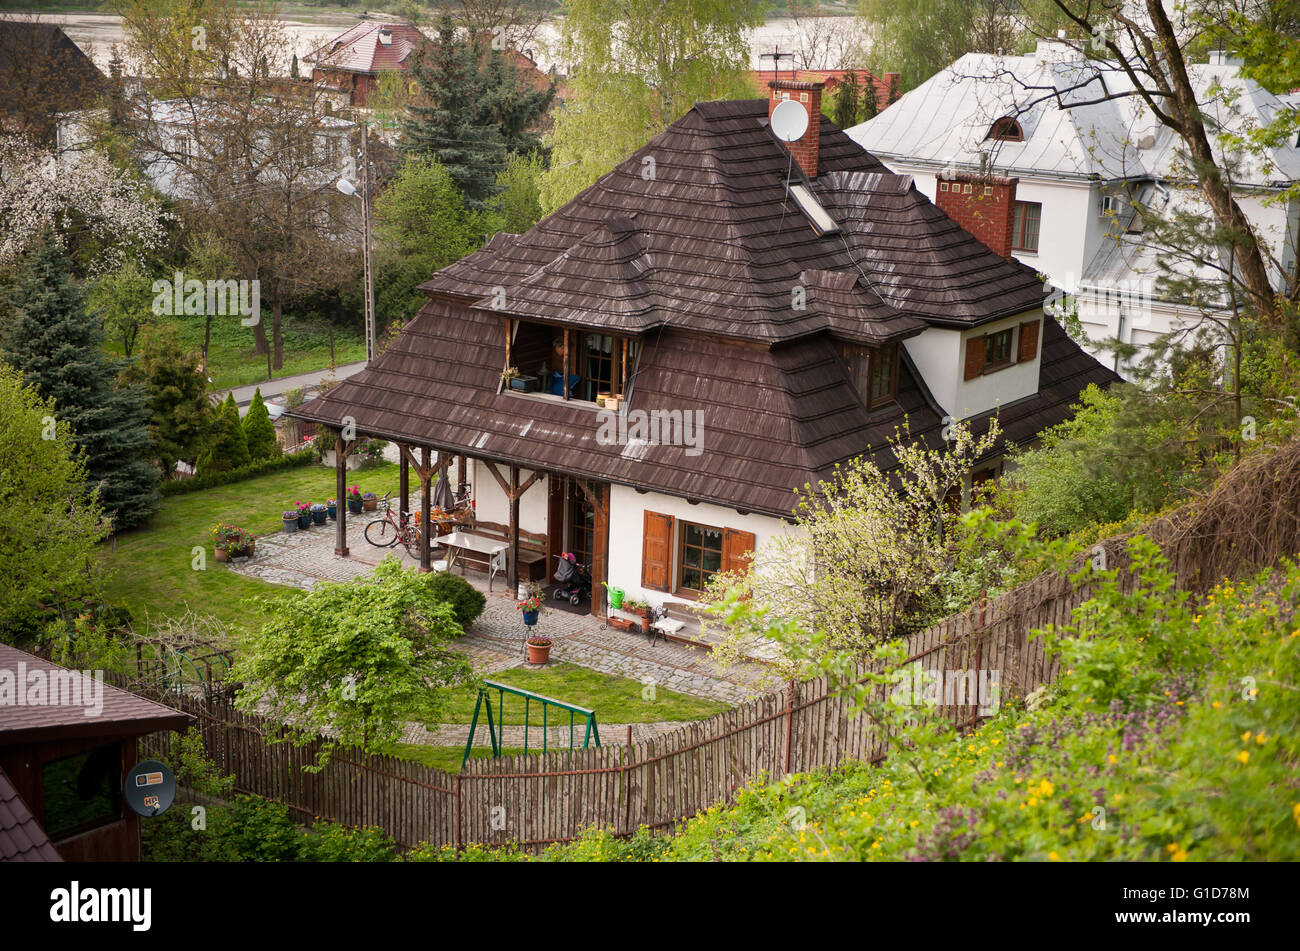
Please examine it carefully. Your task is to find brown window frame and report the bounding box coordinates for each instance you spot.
[837,341,899,410]
[1011,200,1042,253]
[676,519,725,597]
[986,117,1024,142]
[983,327,1014,371]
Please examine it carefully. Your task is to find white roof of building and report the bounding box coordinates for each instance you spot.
[850,42,1300,188]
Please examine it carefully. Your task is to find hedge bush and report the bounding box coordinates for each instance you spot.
[161,449,315,496]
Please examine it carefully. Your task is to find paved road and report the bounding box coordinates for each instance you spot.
[216,361,366,413]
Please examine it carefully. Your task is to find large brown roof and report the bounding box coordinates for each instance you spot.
[0,767,60,862]
[295,98,1117,515]
[424,98,1047,342]
[0,645,191,744]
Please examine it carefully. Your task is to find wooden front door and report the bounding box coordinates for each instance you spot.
[568,479,595,568]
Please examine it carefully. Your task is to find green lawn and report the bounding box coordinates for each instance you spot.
[104,461,400,635]
[110,313,366,392]
[389,744,532,773]
[433,662,727,725]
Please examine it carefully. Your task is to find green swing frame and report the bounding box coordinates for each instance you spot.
[462,679,600,767]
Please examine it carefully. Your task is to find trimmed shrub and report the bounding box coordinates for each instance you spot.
[424,571,487,631]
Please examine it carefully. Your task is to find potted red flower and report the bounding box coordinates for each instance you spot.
[526,635,553,664]
[346,485,363,514]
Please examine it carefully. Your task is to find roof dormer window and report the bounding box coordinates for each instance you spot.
[986,117,1024,142]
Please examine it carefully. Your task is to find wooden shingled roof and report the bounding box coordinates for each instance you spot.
[295,98,1117,517]
[424,98,1047,341]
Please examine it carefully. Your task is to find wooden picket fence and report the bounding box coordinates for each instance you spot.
[135,438,1300,851]
[133,564,1091,851]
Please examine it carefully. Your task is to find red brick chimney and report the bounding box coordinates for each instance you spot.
[769,79,824,178]
[935,170,1019,260]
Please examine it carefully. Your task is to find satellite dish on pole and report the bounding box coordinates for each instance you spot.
[770,98,810,142]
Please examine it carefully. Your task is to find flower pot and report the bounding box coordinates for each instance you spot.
[362,498,378,512]
[527,640,552,664]
[282,516,298,533]
[522,608,539,626]
[327,503,337,520]
[234,539,255,559]
[509,375,540,392]
[348,499,363,514]
[215,547,230,562]
[311,506,328,525]
[296,513,311,529]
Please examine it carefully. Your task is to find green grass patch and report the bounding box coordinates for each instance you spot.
[433,662,727,725]
[388,744,531,773]
[103,461,400,635]
[111,313,366,391]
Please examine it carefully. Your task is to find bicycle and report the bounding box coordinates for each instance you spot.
[363,492,424,557]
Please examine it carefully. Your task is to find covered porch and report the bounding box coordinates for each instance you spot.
[326,428,613,617]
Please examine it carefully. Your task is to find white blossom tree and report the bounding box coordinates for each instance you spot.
[0,134,171,272]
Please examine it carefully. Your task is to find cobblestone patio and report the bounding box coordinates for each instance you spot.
[225,513,769,745]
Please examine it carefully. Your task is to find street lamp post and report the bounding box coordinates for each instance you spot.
[337,122,376,363]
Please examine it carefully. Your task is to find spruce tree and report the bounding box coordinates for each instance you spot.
[122,324,211,477]
[833,72,862,129]
[403,15,508,208]
[242,388,280,461]
[0,234,159,530]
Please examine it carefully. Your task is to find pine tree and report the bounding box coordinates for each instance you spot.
[833,72,862,129]
[478,45,555,159]
[403,15,508,208]
[0,234,159,530]
[242,387,280,461]
[122,323,211,477]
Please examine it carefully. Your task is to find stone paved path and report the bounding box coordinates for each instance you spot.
[225,511,770,745]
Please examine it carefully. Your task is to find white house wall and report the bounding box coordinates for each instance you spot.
[606,485,800,610]
[467,458,548,535]
[905,310,1043,419]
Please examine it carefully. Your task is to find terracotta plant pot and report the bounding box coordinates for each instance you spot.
[215,548,230,563]
[526,640,552,664]
[362,498,378,512]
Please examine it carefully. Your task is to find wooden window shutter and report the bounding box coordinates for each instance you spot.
[641,511,674,591]
[1017,318,1041,362]
[722,528,757,576]
[963,335,986,380]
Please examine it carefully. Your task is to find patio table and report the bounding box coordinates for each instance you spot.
[435,531,508,591]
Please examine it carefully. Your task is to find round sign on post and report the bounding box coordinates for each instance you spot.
[124,759,176,818]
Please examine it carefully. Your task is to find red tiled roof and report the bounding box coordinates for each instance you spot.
[304,21,427,74]
[0,644,192,744]
[0,767,61,862]
[750,68,900,111]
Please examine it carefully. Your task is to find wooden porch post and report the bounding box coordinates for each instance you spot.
[420,446,433,573]
[334,429,348,556]
[508,465,520,592]
[457,455,467,496]
[399,443,409,518]
[591,482,610,617]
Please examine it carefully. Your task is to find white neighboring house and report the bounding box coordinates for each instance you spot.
[848,39,1300,377]
[57,97,354,201]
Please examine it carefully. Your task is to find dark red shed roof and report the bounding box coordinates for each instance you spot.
[0,645,192,745]
[0,767,61,862]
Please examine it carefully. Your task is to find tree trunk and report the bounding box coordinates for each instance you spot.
[272,298,284,371]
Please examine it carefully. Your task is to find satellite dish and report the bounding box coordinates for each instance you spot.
[770,98,810,142]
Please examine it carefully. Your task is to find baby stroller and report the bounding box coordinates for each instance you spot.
[553,552,592,606]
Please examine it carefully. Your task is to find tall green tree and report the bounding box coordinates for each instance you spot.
[234,557,474,765]
[403,15,510,208]
[0,362,110,643]
[477,42,555,159]
[242,387,279,461]
[122,323,212,476]
[87,260,155,358]
[540,0,764,214]
[198,393,250,473]
[494,150,546,235]
[0,234,159,530]
[374,155,498,327]
[831,71,862,129]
